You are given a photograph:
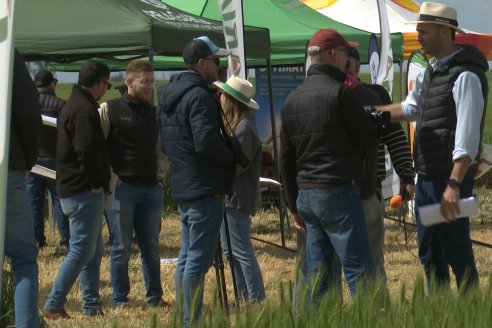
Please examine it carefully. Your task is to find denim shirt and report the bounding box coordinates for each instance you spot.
[401,47,484,163]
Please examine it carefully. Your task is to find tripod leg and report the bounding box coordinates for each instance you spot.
[222,208,240,308]
[215,242,229,314]
[213,249,225,309]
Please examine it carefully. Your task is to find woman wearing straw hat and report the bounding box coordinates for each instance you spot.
[213,75,265,303]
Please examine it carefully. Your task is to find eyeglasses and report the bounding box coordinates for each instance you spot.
[203,57,220,66]
[134,79,157,87]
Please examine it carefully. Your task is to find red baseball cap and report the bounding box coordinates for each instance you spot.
[307,29,359,55]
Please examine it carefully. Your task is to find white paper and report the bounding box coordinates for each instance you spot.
[259,177,282,188]
[419,197,478,227]
[31,164,56,180]
[41,115,57,128]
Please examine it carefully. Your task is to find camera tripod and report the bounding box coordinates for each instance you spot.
[212,208,240,313]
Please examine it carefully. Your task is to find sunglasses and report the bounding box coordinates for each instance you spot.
[103,81,112,90]
[203,57,220,66]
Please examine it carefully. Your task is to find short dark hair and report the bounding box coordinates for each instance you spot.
[78,60,110,87]
[347,46,360,61]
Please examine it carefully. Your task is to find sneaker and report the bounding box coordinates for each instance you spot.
[82,308,105,317]
[44,308,71,320]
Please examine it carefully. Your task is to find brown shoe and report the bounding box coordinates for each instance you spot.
[44,308,71,320]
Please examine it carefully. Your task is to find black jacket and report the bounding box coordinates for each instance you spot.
[279,64,378,213]
[56,85,110,197]
[105,95,158,185]
[10,50,41,171]
[157,71,234,202]
[37,87,66,156]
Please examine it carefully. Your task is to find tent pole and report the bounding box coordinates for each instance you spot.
[148,49,155,106]
[266,59,287,247]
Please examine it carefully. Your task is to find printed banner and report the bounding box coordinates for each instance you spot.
[376,0,394,97]
[368,33,380,84]
[217,0,246,78]
[254,67,305,155]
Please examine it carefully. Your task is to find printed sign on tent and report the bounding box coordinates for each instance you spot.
[254,67,305,155]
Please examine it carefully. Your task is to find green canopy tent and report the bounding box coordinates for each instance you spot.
[37,0,403,71]
[162,0,403,65]
[15,0,270,68]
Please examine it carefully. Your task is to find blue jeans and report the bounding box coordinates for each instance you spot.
[4,170,39,328]
[415,175,478,291]
[44,190,104,314]
[27,155,70,245]
[109,182,163,305]
[220,208,265,302]
[296,186,374,300]
[175,196,224,327]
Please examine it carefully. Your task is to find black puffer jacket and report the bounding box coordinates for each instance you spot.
[37,87,66,155]
[157,71,234,202]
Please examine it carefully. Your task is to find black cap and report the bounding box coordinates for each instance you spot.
[182,36,231,65]
[347,46,360,61]
[34,70,58,87]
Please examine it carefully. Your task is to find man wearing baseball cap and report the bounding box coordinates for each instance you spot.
[377,2,489,291]
[279,28,378,301]
[157,36,235,325]
[28,70,70,252]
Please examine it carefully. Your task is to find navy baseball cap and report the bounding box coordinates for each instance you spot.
[182,36,232,65]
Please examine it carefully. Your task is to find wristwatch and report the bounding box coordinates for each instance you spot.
[447,178,461,189]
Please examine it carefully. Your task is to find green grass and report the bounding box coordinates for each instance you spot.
[160,277,492,328]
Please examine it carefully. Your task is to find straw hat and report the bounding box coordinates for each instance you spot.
[213,75,259,110]
[408,2,466,35]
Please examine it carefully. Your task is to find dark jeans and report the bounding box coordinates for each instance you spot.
[415,175,479,291]
[27,155,70,245]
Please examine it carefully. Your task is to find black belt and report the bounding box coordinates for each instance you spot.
[299,180,355,188]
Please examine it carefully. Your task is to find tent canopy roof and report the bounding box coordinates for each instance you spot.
[15,0,270,63]
[163,0,403,64]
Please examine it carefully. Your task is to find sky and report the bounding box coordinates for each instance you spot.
[415,0,492,33]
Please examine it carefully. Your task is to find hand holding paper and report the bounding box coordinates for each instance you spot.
[419,197,478,227]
